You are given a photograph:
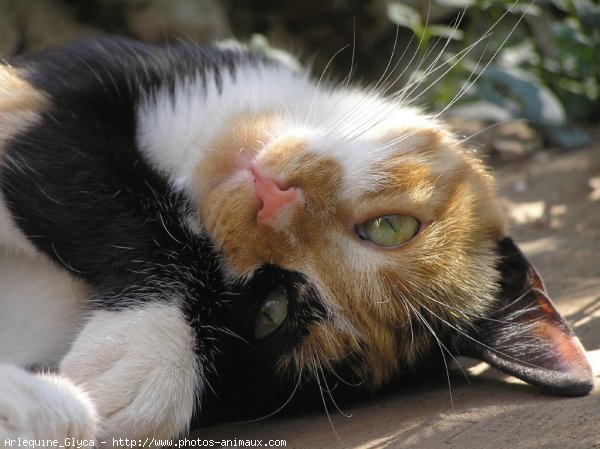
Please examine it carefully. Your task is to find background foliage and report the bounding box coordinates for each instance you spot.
[2,0,598,151]
[384,0,600,148]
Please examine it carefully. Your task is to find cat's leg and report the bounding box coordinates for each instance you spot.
[0,364,97,439]
[0,249,90,369]
[0,249,96,440]
[60,302,200,441]
[0,270,199,441]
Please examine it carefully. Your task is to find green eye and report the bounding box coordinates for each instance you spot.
[254,285,288,340]
[356,214,420,247]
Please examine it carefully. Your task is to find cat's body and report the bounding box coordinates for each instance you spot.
[0,37,593,442]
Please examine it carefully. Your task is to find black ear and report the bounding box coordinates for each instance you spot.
[460,237,593,396]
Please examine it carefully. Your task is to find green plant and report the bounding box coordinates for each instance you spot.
[385,0,599,148]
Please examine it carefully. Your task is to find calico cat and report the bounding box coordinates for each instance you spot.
[0,37,593,442]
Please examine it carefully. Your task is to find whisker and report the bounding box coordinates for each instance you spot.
[338,32,472,148]
[393,7,468,104]
[329,367,366,388]
[373,24,419,95]
[304,44,351,127]
[212,325,253,347]
[433,1,536,119]
[318,365,353,418]
[345,16,357,89]
[366,2,534,155]
[371,24,402,92]
[425,294,514,326]
[413,289,550,371]
[401,275,508,324]
[408,302,455,408]
[313,362,347,447]
[379,0,437,98]
[323,0,440,142]
[239,366,303,424]
[452,118,530,147]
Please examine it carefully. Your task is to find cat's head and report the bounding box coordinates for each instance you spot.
[192,86,592,413]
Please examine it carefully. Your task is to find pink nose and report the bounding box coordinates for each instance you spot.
[252,168,298,222]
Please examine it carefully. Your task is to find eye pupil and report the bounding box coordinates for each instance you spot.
[383,216,397,233]
[262,310,276,325]
[254,285,288,339]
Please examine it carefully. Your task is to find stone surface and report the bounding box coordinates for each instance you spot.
[445,101,544,162]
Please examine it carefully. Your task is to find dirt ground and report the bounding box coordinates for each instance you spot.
[198,142,600,449]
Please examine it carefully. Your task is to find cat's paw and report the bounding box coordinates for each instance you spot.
[0,365,97,440]
[60,304,199,440]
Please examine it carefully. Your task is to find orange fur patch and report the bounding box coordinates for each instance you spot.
[193,111,276,201]
[195,111,509,389]
[0,65,48,156]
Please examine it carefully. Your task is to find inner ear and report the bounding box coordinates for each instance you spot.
[458,237,593,396]
[496,236,546,301]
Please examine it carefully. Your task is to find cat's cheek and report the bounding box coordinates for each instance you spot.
[287,317,399,389]
[198,185,263,275]
[198,178,306,277]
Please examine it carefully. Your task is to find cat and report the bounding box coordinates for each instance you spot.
[0,36,593,442]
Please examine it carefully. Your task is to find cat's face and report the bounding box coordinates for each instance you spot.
[193,97,507,391]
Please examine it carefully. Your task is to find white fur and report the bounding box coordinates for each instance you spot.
[61,303,200,440]
[136,61,314,191]
[0,244,206,442]
[0,365,97,440]
[0,249,90,369]
[136,59,445,205]
[0,191,39,257]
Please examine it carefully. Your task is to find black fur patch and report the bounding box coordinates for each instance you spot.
[1,37,334,423]
[199,265,333,422]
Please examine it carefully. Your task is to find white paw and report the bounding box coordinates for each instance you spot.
[0,365,96,440]
[61,304,200,439]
